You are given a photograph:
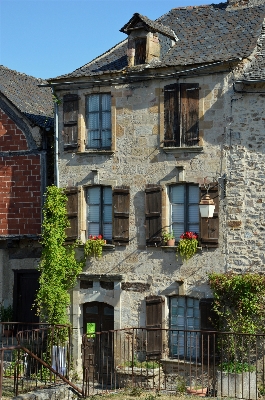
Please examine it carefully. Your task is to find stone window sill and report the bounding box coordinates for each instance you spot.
[163,146,203,154]
[161,245,178,251]
[102,244,115,252]
[77,149,114,155]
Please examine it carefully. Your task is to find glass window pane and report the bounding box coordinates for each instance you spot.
[88,95,100,112]
[88,223,100,236]
[86,306,98,314]
[104,306,114,316]
[87,130,100,148]
[87,187,100,204]
[189,185,199,202]
[103,187,112,204]
[188,205,199,224]
[101,94,111,111]
[103,224,112,240]
[172,204,184,223]
[171,185,184,203]
[102,111,111,129]
[103,205,112,223]
[88,205,100,223]
[101,131,111,148]
[88,113,99,130]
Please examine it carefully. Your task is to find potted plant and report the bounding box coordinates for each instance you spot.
[162,231,175,246]
[177,231,198,261]
[84,235,106,258]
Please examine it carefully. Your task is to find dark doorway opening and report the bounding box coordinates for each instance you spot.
[13,270,39,323]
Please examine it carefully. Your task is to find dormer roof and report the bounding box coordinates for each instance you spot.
[120,13,177,41]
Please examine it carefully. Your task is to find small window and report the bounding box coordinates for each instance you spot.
[86,94,111,149]
[86,186,112,240]
[170,296,200,358]
[169,184,199,240]
[164,83,199,147]
[135,38,146,65]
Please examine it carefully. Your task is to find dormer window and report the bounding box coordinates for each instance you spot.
[121,13,177,68]
[135,38,146,65]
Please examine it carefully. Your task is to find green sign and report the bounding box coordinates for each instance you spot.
[87,322,96,337]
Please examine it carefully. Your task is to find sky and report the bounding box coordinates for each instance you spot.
[0,0,221,80]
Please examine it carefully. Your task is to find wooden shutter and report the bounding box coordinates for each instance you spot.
[200,185,219,247]
[63,94,79,150]
[112,186,130,245]
[145,185,162,246]
[164,84,180,147]
[65,187,78,240]
[146,296,164,359]
[200,298,218,362]
[180,83,199,147]
[135,38,146,65]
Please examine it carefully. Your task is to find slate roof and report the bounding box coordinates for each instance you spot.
[52,2,265,81]
[0,66,54,128]
[120,13,177,40]
[243,23,265,80]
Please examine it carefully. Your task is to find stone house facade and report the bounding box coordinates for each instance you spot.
[0,66,54,322]
[50,0,265,370]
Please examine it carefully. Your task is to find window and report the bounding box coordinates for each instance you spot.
[86,186,112,240]
[86,185,130,244]
[86,94,111,149]
[135,38,146,65]
[169,184,199,239]
[164,83,199,147]
[170,296,200,358]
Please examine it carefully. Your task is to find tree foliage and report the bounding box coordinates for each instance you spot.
[35,186,85,325]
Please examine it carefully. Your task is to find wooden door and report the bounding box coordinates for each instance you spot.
[83,302,114,382]
[13,270,39,323]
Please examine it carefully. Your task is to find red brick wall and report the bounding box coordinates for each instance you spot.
[0,109,28,151]
[0,109,42,235]
[0,156,42,235]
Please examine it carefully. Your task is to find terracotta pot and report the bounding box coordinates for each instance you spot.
[167,239,175,246]
[186,387,207,396]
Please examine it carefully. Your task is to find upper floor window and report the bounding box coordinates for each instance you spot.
[135,38,146,65]
[86,94,111,149]
[164,83,199,148]
[169,184,199,239]
[87,186,112,240]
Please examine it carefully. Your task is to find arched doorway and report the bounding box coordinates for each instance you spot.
[83,302,114,382]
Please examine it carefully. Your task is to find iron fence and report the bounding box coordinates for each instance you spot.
[0,323,84,398]
[82,328,265,399]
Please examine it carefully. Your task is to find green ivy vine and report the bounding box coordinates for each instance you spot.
[35,186,85,326]
[209,272,265,365]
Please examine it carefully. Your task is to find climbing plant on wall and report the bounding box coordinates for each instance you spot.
[209,272,265,334]
[35,185,85,326]
[209,272,265,366]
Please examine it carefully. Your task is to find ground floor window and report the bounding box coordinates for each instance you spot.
[170,296,200,358]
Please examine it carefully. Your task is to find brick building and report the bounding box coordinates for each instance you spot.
[0,66,54,322]
[49,0,265,370]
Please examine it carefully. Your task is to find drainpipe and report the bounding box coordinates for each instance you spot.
[53,91,59,188]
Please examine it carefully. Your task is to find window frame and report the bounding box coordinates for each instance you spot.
[169,183,200,241]
[86,185,112,242]
[85,93,112,150]
[163,83,201,149]
[169,296,200,360]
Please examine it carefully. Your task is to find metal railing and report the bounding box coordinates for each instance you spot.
[0,323,84,398]
[82,328,265,399]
